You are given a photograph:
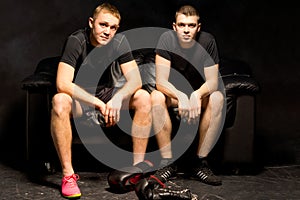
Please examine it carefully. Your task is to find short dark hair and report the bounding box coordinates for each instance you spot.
[175,5,200,22]
[93,3,121,22]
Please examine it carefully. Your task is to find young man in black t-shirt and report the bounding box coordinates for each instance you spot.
[150,5,225,186]
[51,3,152,198]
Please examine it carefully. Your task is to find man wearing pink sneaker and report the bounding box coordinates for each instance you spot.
[51,3,152,198]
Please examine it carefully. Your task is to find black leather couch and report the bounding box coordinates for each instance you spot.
[21,49,260,173]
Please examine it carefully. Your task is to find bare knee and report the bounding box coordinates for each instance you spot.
[209,91,225,112]
[52,93,73,117]
[132,89,151,112]
[151,90,166,106]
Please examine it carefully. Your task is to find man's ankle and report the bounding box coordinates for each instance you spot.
[159,158,174,168]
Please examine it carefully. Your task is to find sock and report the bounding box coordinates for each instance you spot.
[133,153,145,166]
[196,156,208,167]
[160,144,172,159]
[197,156,206,160]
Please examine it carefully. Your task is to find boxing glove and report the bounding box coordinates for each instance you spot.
[135,178,198,200]
[107,160,154,192]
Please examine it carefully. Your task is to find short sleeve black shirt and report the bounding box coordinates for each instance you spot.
[156,30,219,90]
[60,28,134,88]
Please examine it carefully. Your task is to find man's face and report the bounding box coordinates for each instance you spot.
[89,10,120,47]
[173,14,200,47]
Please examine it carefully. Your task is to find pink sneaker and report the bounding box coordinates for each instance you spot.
[61,174,81,198]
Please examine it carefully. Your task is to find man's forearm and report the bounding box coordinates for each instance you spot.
[71,84,105,109]
[196,78,219,98]
[116,63,143,101]
[200,64,219,97]
[156,80,184,101]
[113,78,142,101]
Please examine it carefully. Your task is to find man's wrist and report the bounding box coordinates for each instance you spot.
[195,89,202,100]
[112,92,124,102]
[94,96,105,109]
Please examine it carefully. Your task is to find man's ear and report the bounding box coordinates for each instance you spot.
[197,23,201,32]
[88,17,94,29]
[172,22,177,31]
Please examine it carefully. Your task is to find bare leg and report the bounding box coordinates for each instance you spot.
[197,91,224,157]
[50,93,82,176]
[151,90,173,159]
[130,89,152,165]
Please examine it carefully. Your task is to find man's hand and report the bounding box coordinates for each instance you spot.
[177,92,190,122]
[189,91,202,124]
[104,93,122,127]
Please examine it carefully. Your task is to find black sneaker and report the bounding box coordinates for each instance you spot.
[148,163,177,188]
[190,158,222,186]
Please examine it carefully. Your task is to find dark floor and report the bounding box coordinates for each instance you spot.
[0,159,299,200]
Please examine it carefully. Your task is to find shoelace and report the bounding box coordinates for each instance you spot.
[195,167,213,180]
[155,166,174,181]
[149,166,175,188]
[64,174,80,188]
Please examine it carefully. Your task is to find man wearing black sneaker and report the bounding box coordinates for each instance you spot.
[150,4,225,186]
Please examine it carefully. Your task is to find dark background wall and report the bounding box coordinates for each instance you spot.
[0,0,299,167]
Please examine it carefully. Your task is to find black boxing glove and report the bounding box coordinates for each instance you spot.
[135,179,198,200]
[135,178,153,200]
[152,187,196,200]
[107,160,154,192]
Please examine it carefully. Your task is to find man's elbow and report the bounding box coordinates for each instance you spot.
[131,77,142,91]
[136,78,142,90]
[56,82,63,93]
[155,79,165,91]
[56,80,69,93]
[156,83,163,92]
[206,80,218,93]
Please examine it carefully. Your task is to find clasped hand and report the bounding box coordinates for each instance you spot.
[177,91,202,124]
[101,94,122,127]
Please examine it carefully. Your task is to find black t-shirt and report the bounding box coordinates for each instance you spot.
[60,28,134,89]
[156,30,219,90]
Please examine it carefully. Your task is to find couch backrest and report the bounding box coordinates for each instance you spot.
[34,56,61,77]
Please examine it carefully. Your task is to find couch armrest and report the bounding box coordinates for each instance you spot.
[21,74,55,90]
[222,75,260,95]
[219,58,260,95]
